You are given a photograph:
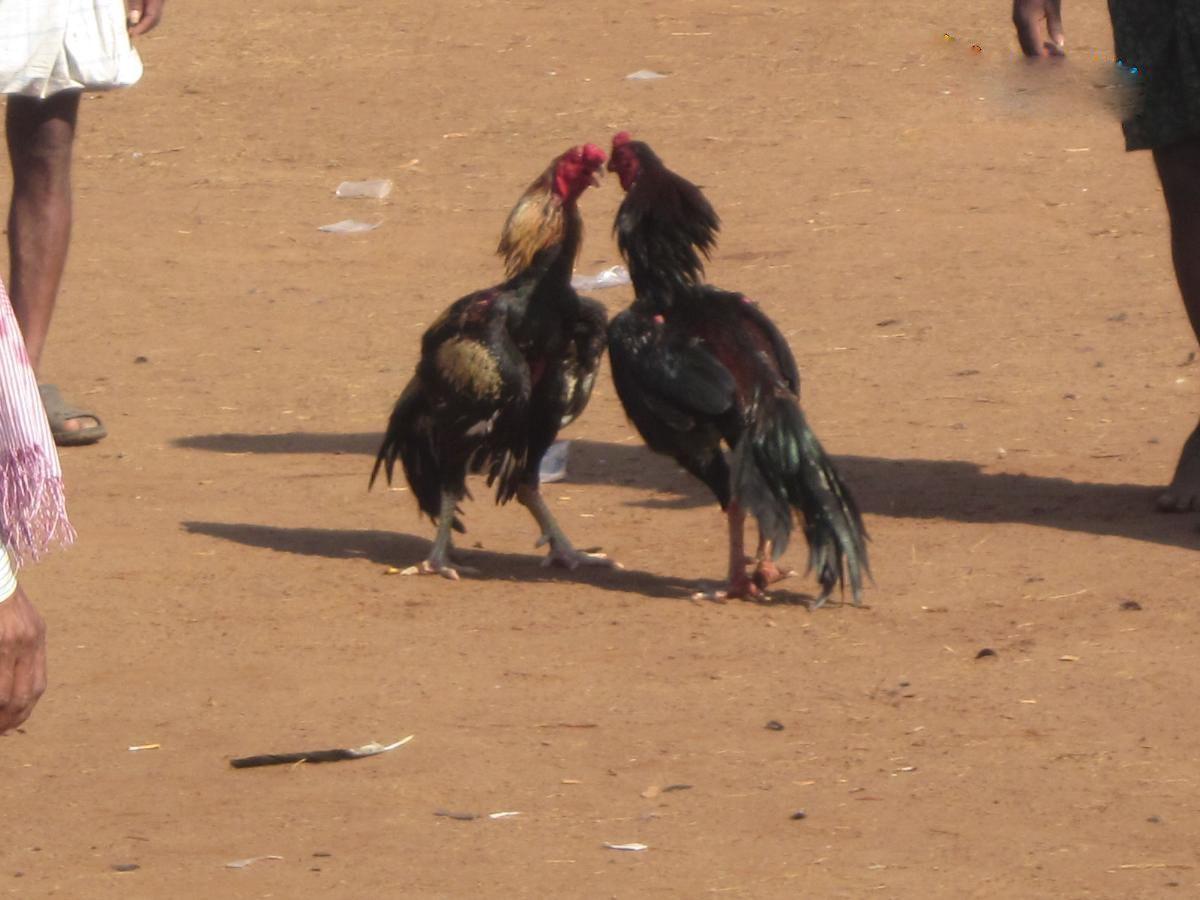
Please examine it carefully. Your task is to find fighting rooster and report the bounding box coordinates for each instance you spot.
[371,144,612,579]
[605,133,868,605]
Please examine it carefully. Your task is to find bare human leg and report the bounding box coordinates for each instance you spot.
[1152,138,1200,512]
[6,91,102,440]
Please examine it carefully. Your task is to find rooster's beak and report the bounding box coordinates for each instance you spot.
[590,167,605,187]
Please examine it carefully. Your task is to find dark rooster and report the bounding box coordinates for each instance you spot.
[371,144,613,579]
[605,133,868,605]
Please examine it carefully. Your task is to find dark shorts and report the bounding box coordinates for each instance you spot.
[1108,0,1200,150]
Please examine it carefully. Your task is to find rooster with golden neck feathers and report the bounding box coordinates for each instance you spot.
[371,144,613,579]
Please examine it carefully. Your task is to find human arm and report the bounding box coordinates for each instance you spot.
[0,579,47,735]
[127,0,166,37]
[1012,0,1065,57]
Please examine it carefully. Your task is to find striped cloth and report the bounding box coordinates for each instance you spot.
[0,0,142,98]
[0,280,73,564]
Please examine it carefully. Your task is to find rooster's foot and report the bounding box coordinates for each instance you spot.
[401,559,478,580]
[753,560,794,590]
[692,574,766,602]
[540,545,621,570]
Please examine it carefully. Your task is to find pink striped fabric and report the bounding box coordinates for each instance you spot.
[0,279,73,563]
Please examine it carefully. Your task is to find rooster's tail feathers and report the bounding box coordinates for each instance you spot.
[733,391,869,604]
[371,378,465,532]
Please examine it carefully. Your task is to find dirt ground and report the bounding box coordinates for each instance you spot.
[3,0,1199,897]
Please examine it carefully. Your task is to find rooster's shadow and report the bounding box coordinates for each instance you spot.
[174,431,380,456]
[174,431,1200,551]
[179,520,800,604]
[170,430,706,509]
[569,442,1200,551]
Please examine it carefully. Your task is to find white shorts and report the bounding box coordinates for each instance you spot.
[0,0,142,98]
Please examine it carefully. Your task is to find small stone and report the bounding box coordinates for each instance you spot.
[133,356,149,364]
[1120,600,1142,611]
[1147,815,1161,824]
[790,810,807,820]
[975,648,997,659]
[111,863,140,873]
[765,720,785,731]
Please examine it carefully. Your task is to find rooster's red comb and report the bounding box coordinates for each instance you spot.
[612,131,634,148]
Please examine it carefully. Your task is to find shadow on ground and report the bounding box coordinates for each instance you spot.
[175,432,1200,550]
[180,520,831,605]
[175,431,380,456]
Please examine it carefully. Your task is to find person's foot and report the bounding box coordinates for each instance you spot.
[1156,419,1200,512]
[39,384,106,447]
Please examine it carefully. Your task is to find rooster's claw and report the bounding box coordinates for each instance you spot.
[753,561,795,591]
[401,559,477,580]
[541,547,621,570]
[693,576,766,602]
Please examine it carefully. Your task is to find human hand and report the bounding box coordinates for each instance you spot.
[1012,0,1065,57]
[0,587,47,735]
[127,0,166,37]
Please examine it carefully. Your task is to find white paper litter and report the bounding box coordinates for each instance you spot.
[225,855,284,869]
[625,70,668,80]
[571,265,631,290]
[539,440,569,483]
[318,219,380,234]
[335,179,393,199]
[604,842,649,852]
[488,811,522,819]
[348,735,414,757]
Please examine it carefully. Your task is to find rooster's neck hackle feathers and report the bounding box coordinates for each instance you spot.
[615,144,720,293]
[497,173,571,280]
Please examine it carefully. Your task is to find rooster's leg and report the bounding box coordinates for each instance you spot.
[752,536,795,590]
[516,483,617,570]
[402,491,477,580]
[693,502,761,600]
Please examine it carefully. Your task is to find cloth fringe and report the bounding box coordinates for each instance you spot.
[0,447,75,564]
